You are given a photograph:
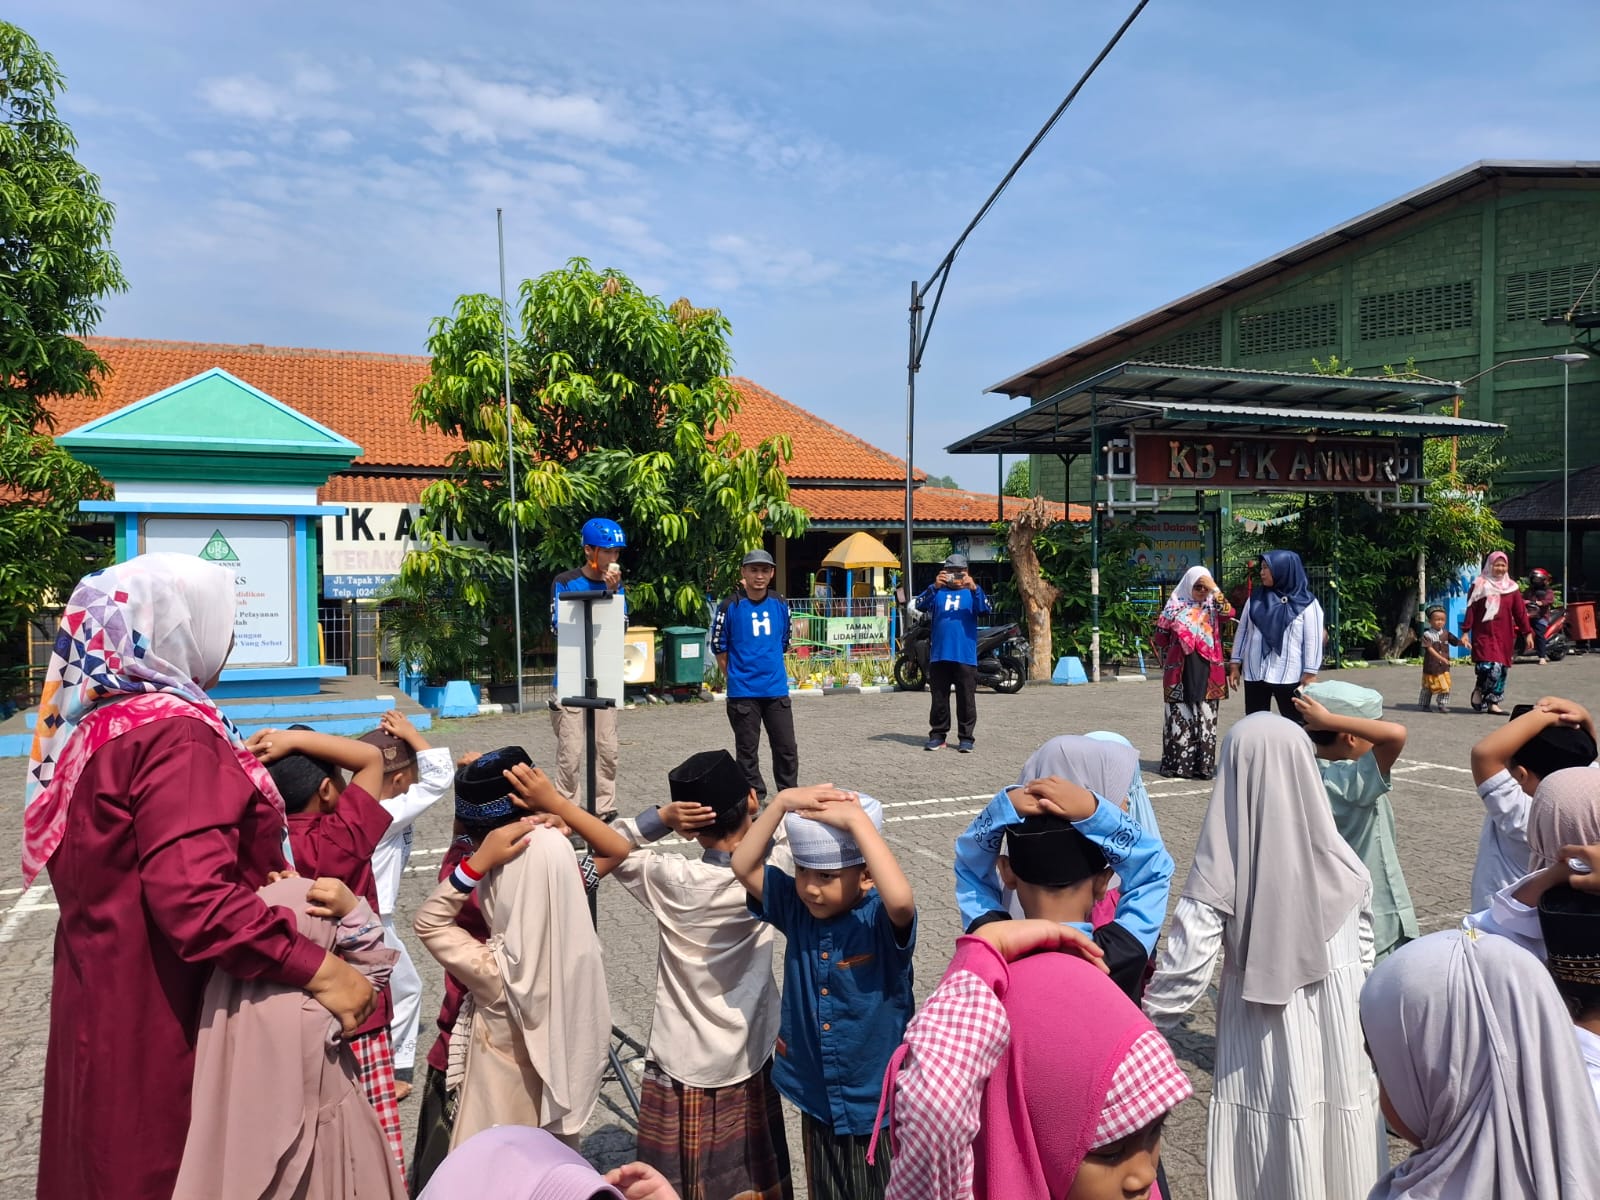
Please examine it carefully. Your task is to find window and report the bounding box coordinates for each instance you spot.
[1236,302,1339,358]
[1358,281,1475,341]
[1505,262,1600,322]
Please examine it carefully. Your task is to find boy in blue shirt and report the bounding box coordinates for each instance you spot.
[915,553,991,752]
[956,773,1172,1001]
[732,784,917,1200]
[711,547,797,802]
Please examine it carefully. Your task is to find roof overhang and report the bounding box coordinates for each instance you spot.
[948,361,1493,456]
[988,160,1600,397]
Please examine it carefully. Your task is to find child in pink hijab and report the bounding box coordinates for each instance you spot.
[419,1126,679,1199]
[874,921,1192,1200]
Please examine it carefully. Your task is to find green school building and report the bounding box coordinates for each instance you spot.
[995,160,1600,588]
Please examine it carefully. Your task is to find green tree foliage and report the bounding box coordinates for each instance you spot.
[989,516,1151,661]
[403,260,808,643]
[922,473,960,489]
[1002,459,1031,498]
[0,22,125,697]
[1231,358,1508,657]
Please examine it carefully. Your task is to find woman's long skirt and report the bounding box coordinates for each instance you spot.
[1160,700,1219,779]
[1472,660,1509,710]
[636,1060,793,1200]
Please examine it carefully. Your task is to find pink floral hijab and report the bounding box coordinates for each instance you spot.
[1468,551,1519,622]
[22,553,288,885]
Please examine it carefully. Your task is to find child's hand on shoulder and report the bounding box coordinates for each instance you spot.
[305,877,359,919]
[1560,844,1600,893]
[467,816,542,875]
[659,801,719,834]
[1020,775,1097,822]
[973,917,1109,973]
[775,783,858,814]
[606,1161,679,1200]
[503,762,566,813]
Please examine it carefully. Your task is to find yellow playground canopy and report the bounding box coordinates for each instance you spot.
[820,531,901,570]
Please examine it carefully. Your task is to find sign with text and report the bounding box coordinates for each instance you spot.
[320,503,484,599]
[140,515,296,667]
[1124,515,1215,581]
[1132,434,1424,491]
[824,615,890,645]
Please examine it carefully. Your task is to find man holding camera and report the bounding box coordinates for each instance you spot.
[915,552,991,752]
[549,516,626,819]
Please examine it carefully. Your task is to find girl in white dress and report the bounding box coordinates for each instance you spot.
[1143,712,1384,1200]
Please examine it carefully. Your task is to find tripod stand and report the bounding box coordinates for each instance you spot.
[557,588,646,1116]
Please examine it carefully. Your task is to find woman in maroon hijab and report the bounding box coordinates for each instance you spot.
[25,554,375,1200]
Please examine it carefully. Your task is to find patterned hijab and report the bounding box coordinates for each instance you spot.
[1247,549,1315,656]
[1182,713,1369,1004]
[1156,564,1225,662]
[1468,551,1520,622]
[22,553,286,885]
[1362,930,1600,1199]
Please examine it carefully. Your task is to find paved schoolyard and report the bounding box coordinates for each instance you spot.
[2,655,1597,1198]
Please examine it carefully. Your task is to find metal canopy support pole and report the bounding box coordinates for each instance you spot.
[1564,358,1572,596]
[903,280,921,605]
[496,209,524,714]
[1330,493,1342,665]
[1090,393,1101,683]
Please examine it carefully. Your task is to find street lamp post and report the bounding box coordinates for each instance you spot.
[1554,352,1591,597]
[1457,352,1590,593]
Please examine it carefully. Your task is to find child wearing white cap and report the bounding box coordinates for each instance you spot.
[1295,680,1417,960]
[732,785,918,1200]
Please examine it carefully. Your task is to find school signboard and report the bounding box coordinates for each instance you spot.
[140,515,297,667]
[1131,433,1424,491]
[823,615,891,645]
[320,503,484,599]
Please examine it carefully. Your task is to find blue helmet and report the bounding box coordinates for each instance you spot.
[581,517,627,549]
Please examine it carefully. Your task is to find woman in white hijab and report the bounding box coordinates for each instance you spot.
[1362,929,1600,1198]
[1143,712,1384,1200]
[1151,564,1233,779]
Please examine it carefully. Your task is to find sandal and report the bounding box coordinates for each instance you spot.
[1486,704,1506,716]
[1470,687,1484,712]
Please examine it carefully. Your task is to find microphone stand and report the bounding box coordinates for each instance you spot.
[559,589,646,1116]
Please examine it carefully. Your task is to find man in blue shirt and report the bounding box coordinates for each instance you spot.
[711,548,797,802]
[914,553,991,753]
[549,516,626,819]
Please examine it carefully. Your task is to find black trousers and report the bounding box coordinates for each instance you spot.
[1243,679,1302,721]
[928,660,978,742]
[726,695,798,802]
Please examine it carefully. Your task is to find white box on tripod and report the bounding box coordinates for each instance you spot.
[555,592,626,705]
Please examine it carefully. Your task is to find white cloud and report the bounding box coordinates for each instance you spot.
[704,233,840,292]
[185,148,258,171]
[311,128,355,152]
[399,62,627,145]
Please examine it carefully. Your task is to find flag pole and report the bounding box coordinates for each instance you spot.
[497,209,524,714]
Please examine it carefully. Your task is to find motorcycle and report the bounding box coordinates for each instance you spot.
[1538,604,1575,662]
[892,605,1030,694]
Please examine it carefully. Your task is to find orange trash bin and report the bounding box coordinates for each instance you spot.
[1570,600,1598,641]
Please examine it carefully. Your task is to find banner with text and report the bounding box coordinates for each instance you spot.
[141,516,296,667]
[823,615,891,646]
[1122,514,1216,581]
[320,504,484,599]
[1132,433,1424,491]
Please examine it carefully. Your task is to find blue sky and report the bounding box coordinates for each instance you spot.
[17,0,1598,488]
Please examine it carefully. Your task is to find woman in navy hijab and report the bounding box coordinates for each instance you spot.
[1227,550,1326,717]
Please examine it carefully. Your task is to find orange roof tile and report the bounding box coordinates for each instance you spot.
[723,377,921,483]
[319,474,438,504]
[791,486,1080,526]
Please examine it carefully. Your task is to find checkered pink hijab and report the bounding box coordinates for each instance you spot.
[977,950,1191,1197]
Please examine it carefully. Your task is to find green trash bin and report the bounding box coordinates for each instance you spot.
[660,626,708,686]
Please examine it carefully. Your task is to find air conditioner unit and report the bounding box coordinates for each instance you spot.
[622,626,657,684]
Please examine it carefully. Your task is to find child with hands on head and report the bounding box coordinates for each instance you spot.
[732,783,917,1200]
[1295,681,1417,961]
[1466,696,1598,911]
[595,749,795,1200]
[359,709,456,1099]
[412,751,614,1162]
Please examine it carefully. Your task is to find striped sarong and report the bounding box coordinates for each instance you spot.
[635,1060,793,1200]
[799,1110,892,1200]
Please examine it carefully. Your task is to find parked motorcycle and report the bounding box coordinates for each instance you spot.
[1539,604,1574,662]
[892,606,1030,694]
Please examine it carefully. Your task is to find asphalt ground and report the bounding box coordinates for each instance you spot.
[4,653,1599,1198]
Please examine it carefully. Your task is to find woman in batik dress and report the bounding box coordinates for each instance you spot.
[1152,565,1233,779]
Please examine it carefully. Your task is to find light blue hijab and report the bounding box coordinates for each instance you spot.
[1085,730,1161,844]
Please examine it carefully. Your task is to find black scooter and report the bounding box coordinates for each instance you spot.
[892,604,1030,694]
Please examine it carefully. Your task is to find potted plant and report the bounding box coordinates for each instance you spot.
[379,579,486,718]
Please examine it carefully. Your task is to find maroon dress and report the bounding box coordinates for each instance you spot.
[40,719,327,1200]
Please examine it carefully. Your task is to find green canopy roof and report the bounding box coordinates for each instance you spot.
[57,368,362,485]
